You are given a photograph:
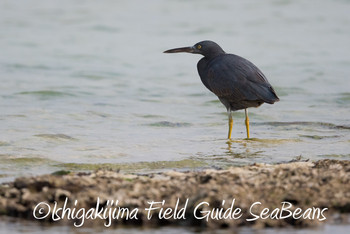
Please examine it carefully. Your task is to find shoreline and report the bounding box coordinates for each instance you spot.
[0,159,349,229]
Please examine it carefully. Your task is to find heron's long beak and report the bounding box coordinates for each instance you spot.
[163,46,195,53]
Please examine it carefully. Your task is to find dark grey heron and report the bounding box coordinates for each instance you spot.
[164,40,279,139]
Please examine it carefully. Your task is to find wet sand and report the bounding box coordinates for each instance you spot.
[0,159,349,229]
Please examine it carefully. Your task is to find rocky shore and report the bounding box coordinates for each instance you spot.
[0,159,349,229]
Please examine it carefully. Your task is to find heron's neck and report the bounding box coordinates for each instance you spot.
[204,49,225,60]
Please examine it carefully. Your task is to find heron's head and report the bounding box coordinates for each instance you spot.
[164,40,225,59]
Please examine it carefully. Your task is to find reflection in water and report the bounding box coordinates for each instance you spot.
[225,140,250,159]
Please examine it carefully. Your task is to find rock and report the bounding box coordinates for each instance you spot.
[0,159,349,229]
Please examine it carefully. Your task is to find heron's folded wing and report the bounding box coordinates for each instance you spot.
[207,55,278,104]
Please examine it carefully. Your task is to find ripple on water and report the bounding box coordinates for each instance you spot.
[319,154,350,158]
[0,141,10,147]
[6,63,62,71]
[260,121,350,130]
[16,90,75,99]
[86,111,111,118]
[242,138,301,144]
[148,121,192,127]
[59,159,207,172]
[0,156,59,183]
[34,134,77,141]
[0,156,56,165]
[71,71,124,80]
[299,134,341,140]
[336,92,350,105]
[89,25,120,33]
[136,114,165,119]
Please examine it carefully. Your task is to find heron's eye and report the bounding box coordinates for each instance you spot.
[197,44,202,49]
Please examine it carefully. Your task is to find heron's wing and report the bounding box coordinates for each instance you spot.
[206,54,279,104]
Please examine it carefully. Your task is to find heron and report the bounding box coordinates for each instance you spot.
[164,40,279,139]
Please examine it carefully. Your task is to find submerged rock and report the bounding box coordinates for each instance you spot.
[0,159,349,229]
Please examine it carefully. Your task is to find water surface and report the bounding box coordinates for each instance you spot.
[0,0,349,182]
[1,0,350,233]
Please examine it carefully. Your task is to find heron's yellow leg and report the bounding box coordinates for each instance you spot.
[228,112,233,139]
[245,109,250,139]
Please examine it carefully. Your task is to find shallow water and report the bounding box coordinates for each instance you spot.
[1,0,350,181]
[1,0,350,233]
